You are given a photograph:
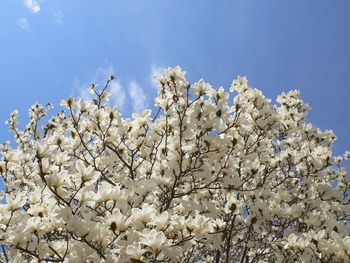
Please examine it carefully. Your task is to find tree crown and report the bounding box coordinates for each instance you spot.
[0,67,349,262]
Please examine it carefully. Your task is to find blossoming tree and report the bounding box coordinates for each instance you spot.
[0,67,349,262]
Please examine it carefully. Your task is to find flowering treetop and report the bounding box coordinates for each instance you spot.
[0,67,349,262]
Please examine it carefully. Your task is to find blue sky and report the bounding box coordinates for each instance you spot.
[0,0,350,156]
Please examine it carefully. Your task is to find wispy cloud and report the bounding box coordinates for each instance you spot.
[17,18,30,31]
[110,81,126,110]
[128,81,148,112]
[74,64,126,111]
[74,64,152,113]
[23,0,40,13]
[150,64,166,90]
[53,10,63,24]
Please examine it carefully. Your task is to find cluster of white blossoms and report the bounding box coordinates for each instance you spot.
[0,67,349,262]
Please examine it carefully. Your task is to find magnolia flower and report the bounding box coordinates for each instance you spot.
[5,193,25,211]
[23,217,44,234]
[148,211,169,230]
[36,141,54,158]
[128,204,157,229]
[344,151,350,160]
[2,150,21,163]
[305,229,326,245]
[141,229,167,252]
[284,234,309,250]
[126,243,145,260]
[75,160,95,182]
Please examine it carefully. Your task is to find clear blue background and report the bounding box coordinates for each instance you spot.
[0,0,349,157]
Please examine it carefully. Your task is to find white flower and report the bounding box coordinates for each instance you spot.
[284,234,309,250]
[141,229,167,252]
[148,211,169,230]
[5,194,25,211]
[126,243,145,260]
[75,160,95,182]
[344,151,350,160]
[128,204,157,228]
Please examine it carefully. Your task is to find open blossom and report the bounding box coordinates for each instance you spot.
[5,194,26,211]
[344,151,350,159]
[148,211,169,230]
[126,243,145,260]
[284,234,310,250]
[0,66,349,262]
[141,229,167,252]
